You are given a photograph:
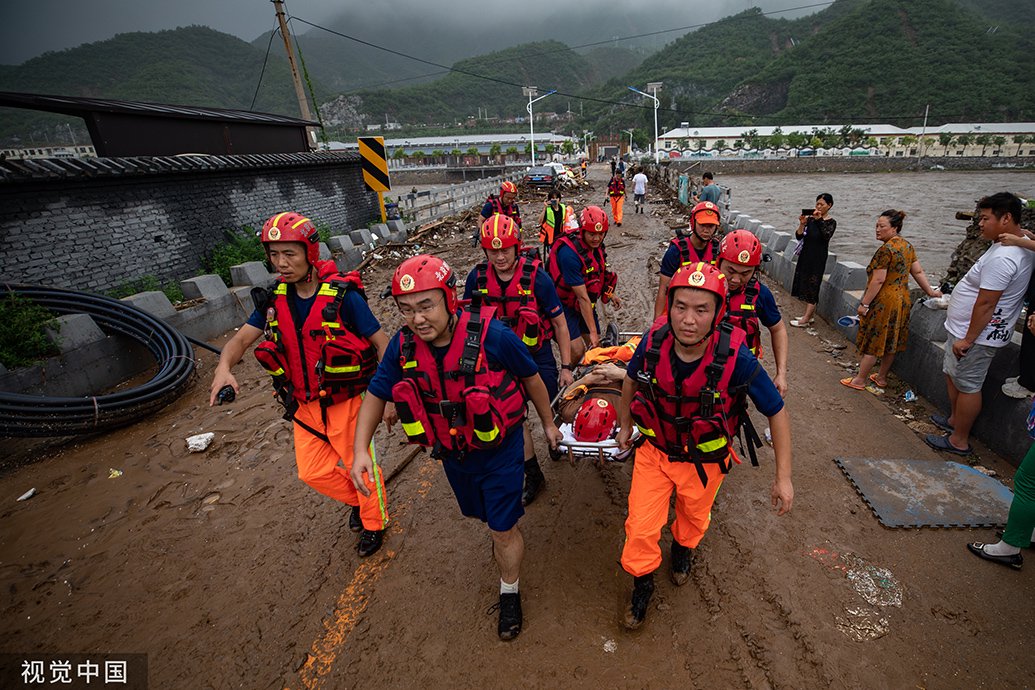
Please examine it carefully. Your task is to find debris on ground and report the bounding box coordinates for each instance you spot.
[16,488,36,502]
[186,432,215,453]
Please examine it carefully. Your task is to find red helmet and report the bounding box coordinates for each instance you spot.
[667,261,728,324]
[391,254,458,313]
[573,397,618,442]
[261,212,320,265]
[580,205,609,235]
[689,201,721,230]
[500,180,517,195]
[480,214,521,251]
[719,229,762,267]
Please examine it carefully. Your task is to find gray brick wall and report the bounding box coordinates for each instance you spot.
[0,159,380,293]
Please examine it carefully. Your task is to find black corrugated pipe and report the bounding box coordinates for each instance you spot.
[1,284,198,437]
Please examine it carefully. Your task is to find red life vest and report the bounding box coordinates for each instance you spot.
[486,196,522,228]
[253,262,378,408]
[629,318,751,486]
[471,257,554,350]
[391,306,528,457]
[726,277,763,357]
[548,234,615,307]
[607,178,626,198]
[672,235,720,266]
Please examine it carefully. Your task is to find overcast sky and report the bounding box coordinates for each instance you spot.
[1,0,822,65]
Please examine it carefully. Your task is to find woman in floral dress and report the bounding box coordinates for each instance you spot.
[841,209,942,390]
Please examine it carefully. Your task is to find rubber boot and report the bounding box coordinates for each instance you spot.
[624,573,655,630]
[522,456,545,506]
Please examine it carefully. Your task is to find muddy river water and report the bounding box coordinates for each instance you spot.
[713,170,1035,280]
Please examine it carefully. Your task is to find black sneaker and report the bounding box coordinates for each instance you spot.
[624,573,655,630]
[521,458,546,507]
[357,529,383,558]
[670,542,693,586]
[490,592,523,640]
[348,505,362,533]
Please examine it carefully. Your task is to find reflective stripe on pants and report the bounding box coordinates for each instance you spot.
[293,394,389,531]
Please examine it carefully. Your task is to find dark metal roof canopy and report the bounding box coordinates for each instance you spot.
[0,92,321,157]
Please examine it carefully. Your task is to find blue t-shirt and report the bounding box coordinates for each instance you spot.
[462,264,563,320]
[246,286,381,337]
[367,318,539,465]
[553,242,587,288]
[698,184,721,204]
[626,336,784,417]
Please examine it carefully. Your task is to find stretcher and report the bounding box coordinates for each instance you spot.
[550,327,642,463]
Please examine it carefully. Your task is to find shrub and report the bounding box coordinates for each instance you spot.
[106,275,184,304]
[204,227,267,286]
[0,294,59,369]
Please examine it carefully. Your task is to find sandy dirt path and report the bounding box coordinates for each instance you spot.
[2,163,1033,689]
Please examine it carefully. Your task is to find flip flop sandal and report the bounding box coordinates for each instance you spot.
[840,377,865,390]
[924,433,972,455]
[868,374,888,387]
[930,413,954,432]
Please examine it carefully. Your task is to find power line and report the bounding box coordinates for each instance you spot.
[249,24,281,111]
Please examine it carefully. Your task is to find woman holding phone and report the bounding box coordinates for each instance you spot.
[790,193,836,327]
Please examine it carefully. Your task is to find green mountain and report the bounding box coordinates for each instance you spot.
[347,41,600,126]
[0,26,310,147]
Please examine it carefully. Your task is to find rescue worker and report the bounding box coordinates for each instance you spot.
[717,229,789,396]
[465,214,576,505]
[616,262,793,630]
[481,180,522,230]
[209,212,391,558]
[548,206,622,366]
[653,200,723,319]
[536,189,576,267]
[350,254,563,641]
[606,170,626,227]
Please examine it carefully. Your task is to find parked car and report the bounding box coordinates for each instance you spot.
[523,166,556,188]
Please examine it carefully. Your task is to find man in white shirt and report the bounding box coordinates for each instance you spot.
[929,192,1035,455]
[632,169,648,214]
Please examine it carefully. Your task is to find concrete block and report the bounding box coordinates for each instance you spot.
[45,313,105,353]
[387,219,408,242]
[370,224,390,246]
[828,261,868,292]
[231,261,272,288]
[758,224,775,243]
[336,247,364,272]
[318,242,332,261]
[330,236,352,253]
[907,301,948,343]
[231,286,258,315]
[180,274,230,301]
[824,252,838,276]
[769,231,791,254]
[350,228,373,248]
[121,291,176,319]
[746,218,762,234]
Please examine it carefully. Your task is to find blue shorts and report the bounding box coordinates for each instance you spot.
[532,345,559,401]
[441,440,525,532]
[563,304,600,340]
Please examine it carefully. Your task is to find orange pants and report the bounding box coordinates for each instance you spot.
[609,195,624,224]
[293,395,388,531]
[620,442,726,577]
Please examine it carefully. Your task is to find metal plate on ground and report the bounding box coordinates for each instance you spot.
[834,457,1013,528]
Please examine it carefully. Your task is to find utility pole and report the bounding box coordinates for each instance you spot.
[917,104,930,166]
[272,0,315,148]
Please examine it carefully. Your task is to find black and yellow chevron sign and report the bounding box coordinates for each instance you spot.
[358,136,391,192]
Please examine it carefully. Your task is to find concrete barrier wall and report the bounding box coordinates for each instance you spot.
[721,208,1031,464]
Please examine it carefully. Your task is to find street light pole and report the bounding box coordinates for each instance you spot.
[523,86,556,167]
[622,128,634,157]
[628,83,662,164]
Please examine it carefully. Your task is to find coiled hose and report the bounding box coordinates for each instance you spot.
[1,284,198,437]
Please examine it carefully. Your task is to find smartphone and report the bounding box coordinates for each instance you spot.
[801,208,814,217]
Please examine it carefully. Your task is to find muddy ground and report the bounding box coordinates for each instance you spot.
[2,164,1033,689]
